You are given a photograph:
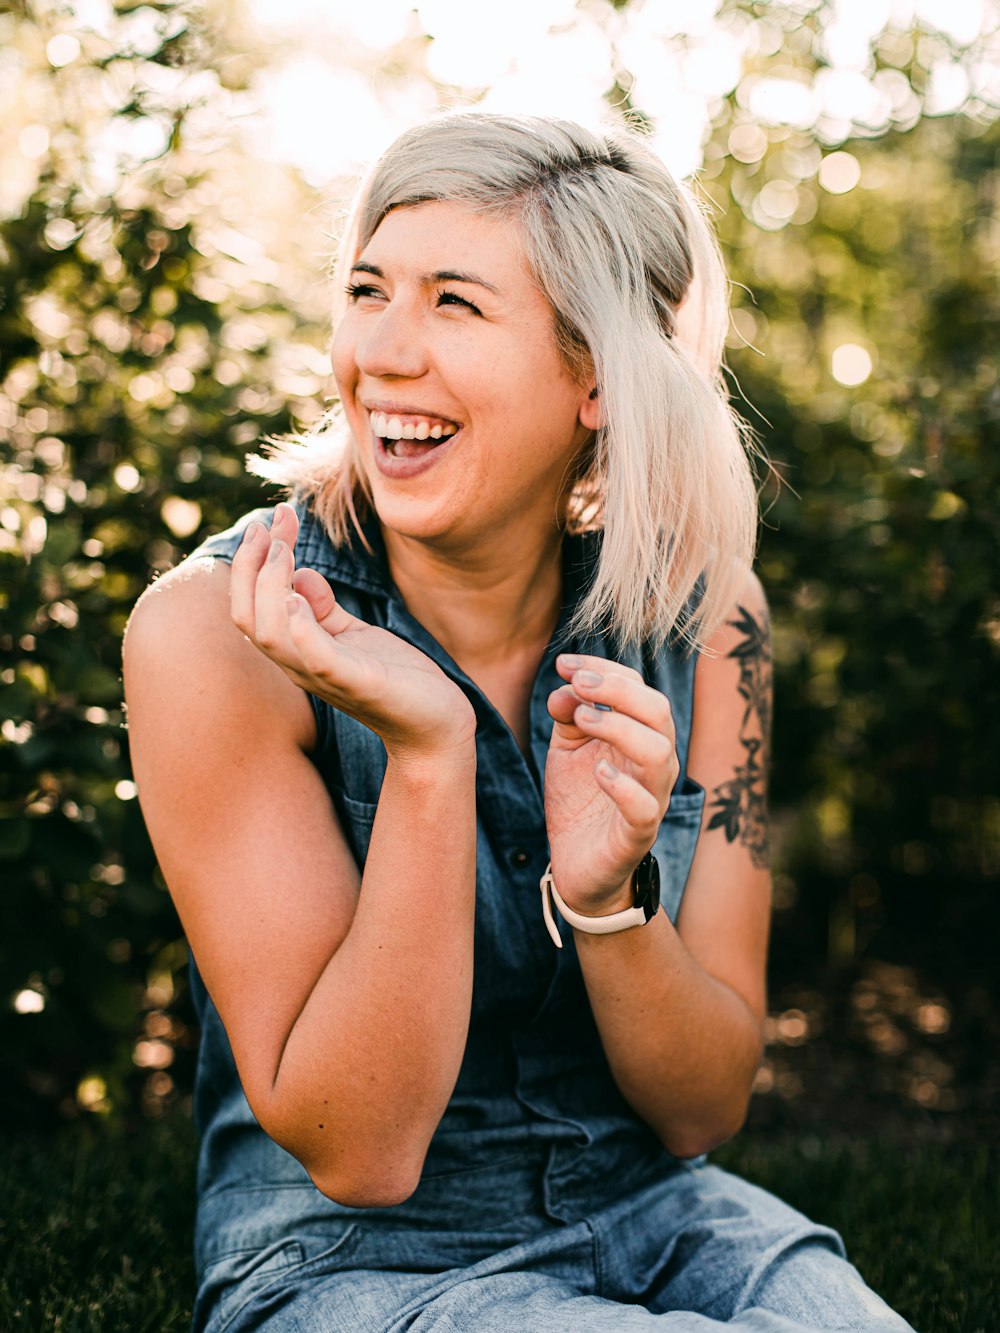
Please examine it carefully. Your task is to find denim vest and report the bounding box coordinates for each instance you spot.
[184,497,706,1250]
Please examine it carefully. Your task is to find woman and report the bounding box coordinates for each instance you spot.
[123,113,914,1331]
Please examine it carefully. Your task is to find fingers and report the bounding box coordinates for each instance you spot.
[549,656,680,807]
[230,502,298,637]
[547,683,583,728]
[555,653,642,687]
[559,657,674,737]
[574,705,677,792]
[227,502,376,706]
[548,655,647,734]
[594,759,662,838]
[229,519,270,636]
[253,534,297,656]
[284,590,362,693]
[291,567,357,638]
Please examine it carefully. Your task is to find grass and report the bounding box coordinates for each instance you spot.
[712,1134,998,1333]
[0,1114,995,1331]
[0,1114,197,1332]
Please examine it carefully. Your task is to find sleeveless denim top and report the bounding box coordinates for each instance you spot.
[184,496,707,1252]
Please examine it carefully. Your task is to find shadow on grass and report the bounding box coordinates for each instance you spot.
[1,1112,995,1331]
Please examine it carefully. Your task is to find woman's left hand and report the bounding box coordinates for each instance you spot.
[543,654,680,913]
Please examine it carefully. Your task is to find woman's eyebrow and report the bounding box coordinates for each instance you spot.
[431,269,501,295]
[350,260,500,295]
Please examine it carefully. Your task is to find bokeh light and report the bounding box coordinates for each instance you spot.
[832,343,875,385]
[13,989,46,1015]
[819,150,862,193]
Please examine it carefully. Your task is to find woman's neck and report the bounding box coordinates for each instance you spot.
[381,521,565,676]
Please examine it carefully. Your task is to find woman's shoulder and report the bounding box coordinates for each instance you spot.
[184,503,281,568]
[695,565,769,662]
[126,493,294,667]
[123,538,315,752]
[126,551,232,644]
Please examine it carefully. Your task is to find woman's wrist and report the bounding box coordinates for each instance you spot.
[385,733,478,781]
[381,691,478,771]
[553,870,635,918]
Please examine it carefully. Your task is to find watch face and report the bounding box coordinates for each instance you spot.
[634,852,661,920]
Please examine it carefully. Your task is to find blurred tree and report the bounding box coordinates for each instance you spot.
[1,0,997,1129]
[713,114,1000,997]
[0,0,332,1126]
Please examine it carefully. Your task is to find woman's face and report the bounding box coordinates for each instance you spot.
[331,200,598,550]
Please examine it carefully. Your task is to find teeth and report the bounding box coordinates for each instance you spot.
[369,410,459,441]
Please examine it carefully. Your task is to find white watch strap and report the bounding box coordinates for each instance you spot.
[539,863,647,948]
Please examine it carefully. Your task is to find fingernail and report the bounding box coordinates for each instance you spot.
[558,654,582,668]
[598,759,619,779]
[576,670,602,687]
[286,593,301,614]
[244,522,261,544]
[268,540,284,562]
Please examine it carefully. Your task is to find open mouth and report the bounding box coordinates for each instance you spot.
[369,409,461,459]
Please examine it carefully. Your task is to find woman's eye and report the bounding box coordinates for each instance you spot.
[436,290,481,315]
[345,282,384,302]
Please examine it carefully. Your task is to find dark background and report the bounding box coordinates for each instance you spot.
[1,0,997,1145]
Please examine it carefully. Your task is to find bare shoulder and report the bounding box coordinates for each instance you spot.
[124,555,235,660]
[690,568,771,734]
[123,556,316,752]
[698,568,770,667]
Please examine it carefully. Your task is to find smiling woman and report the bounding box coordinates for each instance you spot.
[121,112,914,1331]
[254,113,758,653]
[333,201,599,562]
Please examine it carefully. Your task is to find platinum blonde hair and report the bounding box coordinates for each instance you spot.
[249,111,759,652]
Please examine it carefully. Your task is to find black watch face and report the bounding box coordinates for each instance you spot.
[634,852,661,920]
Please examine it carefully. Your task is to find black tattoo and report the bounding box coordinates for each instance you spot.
[706,605,771,869]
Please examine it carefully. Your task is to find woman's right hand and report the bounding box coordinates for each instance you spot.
[230,501,476,761]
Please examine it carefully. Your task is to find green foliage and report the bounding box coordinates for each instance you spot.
[1,0,327,1127]
[1,0,998,1132]
[712,115,1000,990]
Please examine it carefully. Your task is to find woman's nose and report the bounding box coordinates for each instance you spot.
[354,299,428,381]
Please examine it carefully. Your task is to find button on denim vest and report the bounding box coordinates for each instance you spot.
[184,498,706,1243]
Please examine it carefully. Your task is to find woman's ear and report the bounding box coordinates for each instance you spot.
[579,382,604,432]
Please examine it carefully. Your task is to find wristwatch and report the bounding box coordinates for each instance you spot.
[539,852,661,948]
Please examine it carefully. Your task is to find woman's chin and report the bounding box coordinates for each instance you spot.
[370,488,469,548]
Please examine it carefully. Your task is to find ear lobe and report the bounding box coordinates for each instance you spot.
[579,384,604,432]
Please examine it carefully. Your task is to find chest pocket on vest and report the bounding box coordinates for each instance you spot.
[327,708,387,868]
[333,791,378,866]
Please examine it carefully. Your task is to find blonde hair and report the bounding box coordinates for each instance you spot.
[249,111,759,651]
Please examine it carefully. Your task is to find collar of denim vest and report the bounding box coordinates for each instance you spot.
[291,494,604,654]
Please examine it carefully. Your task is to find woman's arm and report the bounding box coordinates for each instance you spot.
[547,568,771,1157]
[122,516,478,1206]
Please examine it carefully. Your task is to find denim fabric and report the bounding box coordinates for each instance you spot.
[183,499,915,1333]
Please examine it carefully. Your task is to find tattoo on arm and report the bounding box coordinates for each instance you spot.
[706,604,771,869]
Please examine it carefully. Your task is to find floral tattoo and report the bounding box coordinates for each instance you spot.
[706,605,771,869]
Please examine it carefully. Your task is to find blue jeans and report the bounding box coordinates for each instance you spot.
[192,1158,915,1332]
